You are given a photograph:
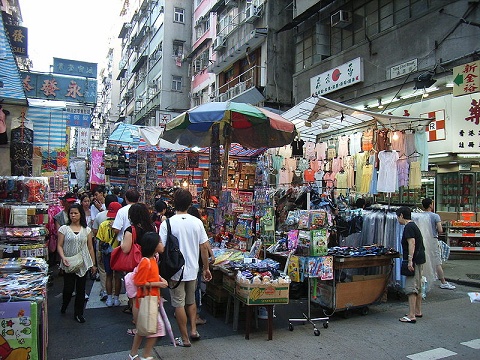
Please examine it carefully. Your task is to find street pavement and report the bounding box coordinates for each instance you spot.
[46,259,480,360]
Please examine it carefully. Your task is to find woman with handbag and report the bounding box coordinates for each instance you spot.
[121,203,157,321]
[128,232,168,360]
[57,203,96,323]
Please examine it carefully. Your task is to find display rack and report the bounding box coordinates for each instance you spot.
[288,273,329,336]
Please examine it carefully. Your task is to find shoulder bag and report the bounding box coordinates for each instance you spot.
[110,226,142,272]
[64,252,83,273]
[136,259,158,336]
[401,259,415,277]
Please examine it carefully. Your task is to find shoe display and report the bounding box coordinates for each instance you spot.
[106,297,114,307]
[74,315,86,323]
[440,282,456,290]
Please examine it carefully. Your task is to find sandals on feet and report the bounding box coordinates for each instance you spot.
[128,354,138,360]
[399,316,416,323]
[190,331,201,340]
[126,328,137,336]
[174,337,192,347]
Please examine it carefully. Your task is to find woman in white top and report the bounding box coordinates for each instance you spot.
[57,203,96,323]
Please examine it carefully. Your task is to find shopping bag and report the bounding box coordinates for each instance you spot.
[110,226,142,272]
[400,260,415,277]
[136,292,158,336]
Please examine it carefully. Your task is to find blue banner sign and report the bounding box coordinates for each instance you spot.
[66,105,92,127]
[4,24,28,57]
[20,71,97,104]
[53,57,97,79]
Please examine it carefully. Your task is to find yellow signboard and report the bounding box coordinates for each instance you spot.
[453,60,480,97]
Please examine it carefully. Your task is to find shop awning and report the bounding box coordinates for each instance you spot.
[282,96,433,141]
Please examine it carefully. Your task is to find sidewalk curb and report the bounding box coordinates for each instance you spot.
[446,278,480,289]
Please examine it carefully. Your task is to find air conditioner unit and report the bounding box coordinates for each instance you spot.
[213,36,225,51]
[331,10,351,28]
[245,5,259,23]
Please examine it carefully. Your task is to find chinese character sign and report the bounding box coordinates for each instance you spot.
[453,60,479,97]
[53,58,97,79]
[77,128,90,158]
[4,24,28,57]
[450,96,480,153]
[66,106,92,127]
[20,71,97,104]
[310,57,364,96]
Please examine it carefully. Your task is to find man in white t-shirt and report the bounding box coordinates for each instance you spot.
[112,189,140,243]
[159,189,212,347]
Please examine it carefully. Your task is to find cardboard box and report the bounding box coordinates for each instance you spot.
[235,282,290,305]
[437,212,458,222]
[223,274,236,293]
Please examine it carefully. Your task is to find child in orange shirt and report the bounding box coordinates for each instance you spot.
[128,232,168,360]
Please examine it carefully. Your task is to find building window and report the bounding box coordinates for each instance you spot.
[174,7,185,23]
[172,75,182,91]
[173,41,184,57]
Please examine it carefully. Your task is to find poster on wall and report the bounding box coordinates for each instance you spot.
[0,301,38,360]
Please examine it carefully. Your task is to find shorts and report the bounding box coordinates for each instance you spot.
[169,280,197,308]
[102,253,113,275]
[404,263,423,295]
[432,238,442,266]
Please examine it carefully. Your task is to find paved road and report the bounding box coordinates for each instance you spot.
[47,269,480,360]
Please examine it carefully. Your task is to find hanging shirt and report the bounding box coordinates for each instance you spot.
[304,141,317,160]
[361,129,374,151]
[315,142,327,161]
[349,132,363,155]
[304,168,315,183]
[337,135,349,158]
[291,139,305,157]
[377,150,399,193]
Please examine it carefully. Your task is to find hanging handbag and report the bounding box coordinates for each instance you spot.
[401,259,415,277]
[63,252,83,273]
[110,226,142,272]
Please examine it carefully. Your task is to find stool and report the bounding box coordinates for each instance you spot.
[245,305,273,340]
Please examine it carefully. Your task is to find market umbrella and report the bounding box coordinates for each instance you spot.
[162,101,297,149]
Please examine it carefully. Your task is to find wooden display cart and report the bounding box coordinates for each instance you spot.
[313,254,398,316]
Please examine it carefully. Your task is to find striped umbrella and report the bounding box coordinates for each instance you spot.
[162,101,296,149]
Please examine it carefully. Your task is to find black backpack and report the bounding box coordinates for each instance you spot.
[159,218,185,289]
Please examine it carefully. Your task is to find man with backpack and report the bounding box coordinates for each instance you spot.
[159,189,212,347]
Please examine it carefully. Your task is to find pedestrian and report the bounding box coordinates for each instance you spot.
[159,189,212,347]
[421,198,456,290]
[396,206,426,323]
[128,232,169,360]
[187,206,214,326]
[112,189,140,244]
[113,186,124,205]
[152,199,167,231]
[91,194,118,301]
[57,203,96,323]
[80,193,93,228]
[122,203,157,326]
[53,192,78,274]
[91,186,106,221]
[96,201,123,307]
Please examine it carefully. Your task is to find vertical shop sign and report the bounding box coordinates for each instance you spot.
[76,128,90,158]
[4,24,28,57]
[451,97,480,152]
[310,57,364,96]
[453,61,479,97]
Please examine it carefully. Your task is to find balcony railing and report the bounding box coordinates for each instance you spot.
[212,65,263,102]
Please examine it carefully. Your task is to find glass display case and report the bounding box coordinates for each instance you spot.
[437,172,477,212]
